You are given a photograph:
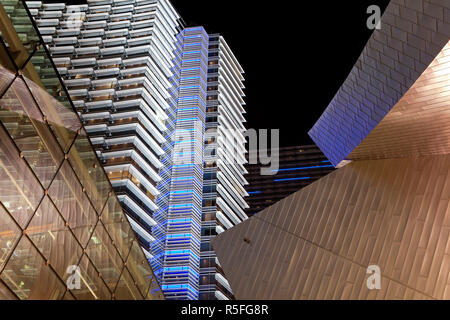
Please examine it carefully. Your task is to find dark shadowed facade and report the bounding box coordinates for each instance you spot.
[245,145,335,217]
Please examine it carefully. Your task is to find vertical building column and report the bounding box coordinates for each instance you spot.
[155,27,209,301]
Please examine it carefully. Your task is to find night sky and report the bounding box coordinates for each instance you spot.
[171,0,391,147]
[56,0,391,147]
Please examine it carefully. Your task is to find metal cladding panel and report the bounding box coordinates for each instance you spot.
[309,0,450,166]
[349,40,450,161]
[213,155,450,300]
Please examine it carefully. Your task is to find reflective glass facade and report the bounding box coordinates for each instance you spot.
[0,0,162,300]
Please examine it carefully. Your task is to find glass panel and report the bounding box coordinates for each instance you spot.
[101,195,134,261]
[48,161,98,247]
[0,0,39,66]
[23,51,81,153]
[86,222,123,291]
[126,241,153,298]
[0,38,18,74]
[23,46,63,98]
[114,267,143,300]
[27,196,83,281]
[1,236,65,300]
[0,204,21,271]
[0,77,64,188]
[147,276,164,300]
[0,65,16,97]
[0,120,43,228]
[72,254,111,300]
[68,133,111,213]
[0,279,17,300]
[62,291,75,300]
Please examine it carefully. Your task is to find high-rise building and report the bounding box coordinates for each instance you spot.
[213,0,450,300]
[245,145,335,217]
[0,0,162,300]
[153,26,209,301]
[199,33,249,300]
[31,0,248,300]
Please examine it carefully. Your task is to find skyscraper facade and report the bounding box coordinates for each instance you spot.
[31,0,248,300]
[200,33,249,300]
[153,26,209,301]
[28,0,182,266]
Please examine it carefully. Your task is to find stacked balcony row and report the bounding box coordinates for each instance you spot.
[29,0,181,260]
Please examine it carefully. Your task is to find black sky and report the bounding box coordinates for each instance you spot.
[59,0,391,147]
[170,0,391,147]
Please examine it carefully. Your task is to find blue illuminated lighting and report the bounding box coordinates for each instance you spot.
[169,204,195,209]
[167,250,191,255]
[173,176,199,182]
[182,50,201,55]
[178,107,203,112]
[248,191,262,195]
[170,190,195,195]
[180,76,201,80]
[167,234,192,239]
[274,165,335,172]
[176,118,199,122]
[181,67,201,72]
[162,284,187,290]
[154,27,208,301]
[181,59,201,63]
[274,177,311,182]
[178,95,203,101]
[180,85,202,90]
[173,139,196,144]
[183,42,202,47]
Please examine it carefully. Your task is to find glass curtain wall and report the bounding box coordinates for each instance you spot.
[0,0,162,300]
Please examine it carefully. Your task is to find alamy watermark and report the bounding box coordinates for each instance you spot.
[172,121,280,176]
[66,265,81,290]
[366,265,382,290]
[367,5,382,30]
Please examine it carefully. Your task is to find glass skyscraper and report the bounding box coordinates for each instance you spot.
[30,0,249,300]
